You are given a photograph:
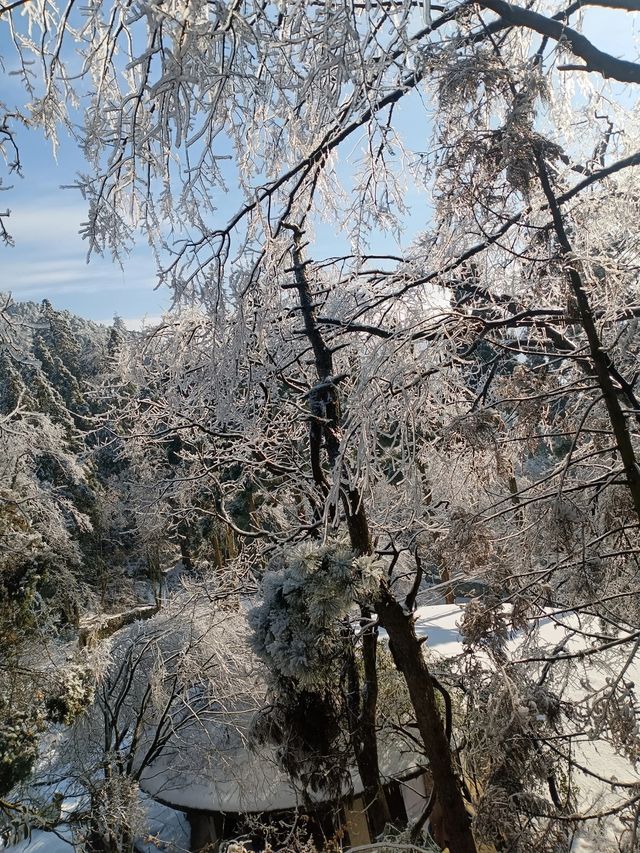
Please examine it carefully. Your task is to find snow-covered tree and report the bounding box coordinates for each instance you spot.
[0,308,88,810]
[0,303,152,830]
[4,1,640,850]
[20,597,261,853]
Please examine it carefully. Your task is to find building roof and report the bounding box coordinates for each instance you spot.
[139,723,424,814]
[139,601,639,836]
[135,602,424,814]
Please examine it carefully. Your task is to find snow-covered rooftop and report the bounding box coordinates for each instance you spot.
[139,698,424,813]
[140,602,639,824]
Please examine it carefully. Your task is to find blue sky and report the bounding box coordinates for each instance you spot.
[0,8,637,326]
[2,126,168,328]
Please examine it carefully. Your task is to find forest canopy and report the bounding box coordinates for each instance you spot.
[2,1,640,852]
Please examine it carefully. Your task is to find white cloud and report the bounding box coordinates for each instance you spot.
[0,131,169,321]
[3,195,158,304]
[5,259,153,291]
[7,201,89,248]
[121,315,164,331]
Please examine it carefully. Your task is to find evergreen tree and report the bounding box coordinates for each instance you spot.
[0,350,33,414]
[39,299,82,378]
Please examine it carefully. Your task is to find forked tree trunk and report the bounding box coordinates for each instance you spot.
[349,485,476,852]
[286,224,477,853]
[348,486,476,853]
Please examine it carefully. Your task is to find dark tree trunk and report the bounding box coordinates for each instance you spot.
[178,524,195,573]
[537,156,640,523]
[286,223,477,852]
[344,618,392,839]
[358,611,392,837]
[376,590,476,853]
[286,223,392,836]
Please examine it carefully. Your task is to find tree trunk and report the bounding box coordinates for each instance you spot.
[441,566,455,605]
[288,222,477,852]
[286,223,392,836]
[358,612,393,837]
[344,618,392,839]
[376,589,477,853]
[179,530,194,573]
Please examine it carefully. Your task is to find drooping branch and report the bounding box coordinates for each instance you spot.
[349,149,640,322]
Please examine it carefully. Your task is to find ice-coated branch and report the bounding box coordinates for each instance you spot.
[479,0,640,82]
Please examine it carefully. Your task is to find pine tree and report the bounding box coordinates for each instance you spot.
[0,350,33,414]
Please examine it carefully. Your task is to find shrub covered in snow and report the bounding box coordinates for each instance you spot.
[248,541,386,796]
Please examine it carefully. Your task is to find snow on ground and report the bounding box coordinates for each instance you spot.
[3,830,73,852]
[1,796,189,853]
[414,604,466,657]
[413,603,640,852]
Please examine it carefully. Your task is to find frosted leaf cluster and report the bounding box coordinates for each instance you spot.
[250,542,382,689]
[45,663,96,726]
[0,702,44,797]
